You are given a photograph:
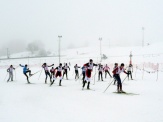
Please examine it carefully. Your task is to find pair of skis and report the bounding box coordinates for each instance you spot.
[103,76,128,93]
[113,91,139,95]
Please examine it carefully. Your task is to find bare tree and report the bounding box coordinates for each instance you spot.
[38,49,47,56]
[27,41,44,54]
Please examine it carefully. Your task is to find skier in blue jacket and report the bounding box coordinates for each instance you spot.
[20,64,33,83]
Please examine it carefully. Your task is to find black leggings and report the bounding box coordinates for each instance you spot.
[63,69,68,79]
[113,74,122,90]
[24,70,31,83]
[45,71,51,82]
[127,71,132,79]
[98,71,103,81]
[75,70,79,79]
[105,70,112,78]
[82,72,85,82]
[51,72,55,79]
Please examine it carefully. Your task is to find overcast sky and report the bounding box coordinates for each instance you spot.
[0,0,163,52]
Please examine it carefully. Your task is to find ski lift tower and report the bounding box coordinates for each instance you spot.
[129,51,133,65]
[58,35,62,64]
[99,37,102,62]
[142,27,145,48]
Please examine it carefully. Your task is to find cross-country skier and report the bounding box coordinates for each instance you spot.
[63,63,70,80]
[74,64,80,80]
[42,63,54,84]
[19,64,33,83]
[50,63,64,86]
[113,63,118,85]
[126,64,133,80]
[112,63,128,93]
[104,64,112,78]
[82,59,97,90]
[7,65,15,82]
[98,64,104,81]
[50,67,56,82]
[81,66,87,84]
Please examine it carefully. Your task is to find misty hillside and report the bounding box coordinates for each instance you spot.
[0,42,162,65]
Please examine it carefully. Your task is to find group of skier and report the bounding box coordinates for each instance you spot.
[5,59,133,92]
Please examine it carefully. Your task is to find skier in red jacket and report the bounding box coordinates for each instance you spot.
[112,63,128,92]
[82,59,97,90]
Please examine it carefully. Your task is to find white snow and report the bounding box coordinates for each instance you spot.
[0,42,163,122]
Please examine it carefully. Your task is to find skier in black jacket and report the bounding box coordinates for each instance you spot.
[74,64,80,80]
[63,63,70,80]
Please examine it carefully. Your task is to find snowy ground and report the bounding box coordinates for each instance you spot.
[0,44,163,122]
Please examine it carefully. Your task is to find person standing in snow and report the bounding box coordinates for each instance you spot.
[74,64,80,80]
[81,66,87,84]
[7,65,15,82]
[19,64,33,84]
[50,63,64,86]
[42,63,54,84]
[83,59,97,90]
[50,67,56,82]
[113,63,118,85]
[112,63,128,92]
[126,64,133,80]
[98,64,104,81]
[63,63,70,80]
[104,64,112,78]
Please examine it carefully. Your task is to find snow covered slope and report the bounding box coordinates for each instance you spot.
[0,42,163,122]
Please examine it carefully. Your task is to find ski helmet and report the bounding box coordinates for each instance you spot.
[121,63,124,66]
[90,59,93,62]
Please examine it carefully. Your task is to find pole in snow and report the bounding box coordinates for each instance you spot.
[58,35,62,64]
[129,51,133,65]
[99,37,102,62]
[142,27,145,48]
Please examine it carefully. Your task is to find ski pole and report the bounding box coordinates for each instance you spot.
[13,66,19,81]
[72,70,74,76]
[15,66,19,69]
[93,67,97,85]
[33,70,41,76]
[122,75,128,84]
[38,68,43,80]
[103,78,114,93]
[14,70,17,80]
[29,70,42,79]
[4,72,8,81]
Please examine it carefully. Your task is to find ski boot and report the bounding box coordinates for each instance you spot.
[82,80,87,90]
[50,80,55,86]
